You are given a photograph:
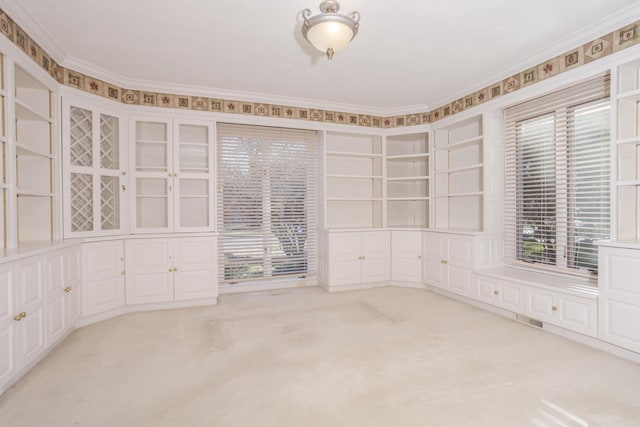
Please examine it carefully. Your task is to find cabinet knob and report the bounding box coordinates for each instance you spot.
[13,314,22,322]
[552,306,558,312]
[493,290,499,295]
[20,312,26,318]
[121,271,126,276]
[418,256,422,259]
[174,267,178,272]
[168,268,173,272]
[121,171,126,176]
[64,286,72,293]
[441,260,448,264]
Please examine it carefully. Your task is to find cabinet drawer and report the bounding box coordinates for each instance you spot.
[525,287,596,337]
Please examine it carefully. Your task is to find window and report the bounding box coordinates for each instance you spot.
[217,123,318,284]
[504,75,611,275]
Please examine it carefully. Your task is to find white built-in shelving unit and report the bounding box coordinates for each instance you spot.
[13,64,54,244]
[385,132,429,228]
[323,131,383,229]
[432,112,502,233]
[616,59,640,240]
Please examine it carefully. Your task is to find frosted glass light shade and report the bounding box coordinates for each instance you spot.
[306,21,354,53]
[302,1,360,59]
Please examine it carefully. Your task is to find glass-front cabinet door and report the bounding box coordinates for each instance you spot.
[131,118,214,233]
[173,121,214,231]
[63,98,127,237]
[132,118,173,232]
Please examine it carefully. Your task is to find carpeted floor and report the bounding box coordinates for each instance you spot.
[1,286,639,426]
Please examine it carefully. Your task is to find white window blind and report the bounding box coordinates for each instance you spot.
[217,123,318,284]
[504,75,611,276]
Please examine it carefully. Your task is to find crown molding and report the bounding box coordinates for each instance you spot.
[428,1,640,110]
[0,0,66,62]
[64,55,395,117]
[3,0,640,118]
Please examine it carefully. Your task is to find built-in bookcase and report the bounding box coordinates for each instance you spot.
[386,132,429,228]
[13,64,54,243]
[433,116,484,231]
[0,55,6,248]
[432,113,502,233]
[324,131,383,229]
[616,59,640,240]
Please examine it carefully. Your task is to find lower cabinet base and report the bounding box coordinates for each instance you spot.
[0,326,75,396]
[77,297,218,328]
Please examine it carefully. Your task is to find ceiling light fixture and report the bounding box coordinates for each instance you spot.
[302,0,360,60]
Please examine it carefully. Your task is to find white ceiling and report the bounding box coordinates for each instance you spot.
[4,0,640,113]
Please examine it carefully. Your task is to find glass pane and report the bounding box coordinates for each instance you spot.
[568,101,611,271]
[180,197,208,227]
[136,141,167,172]
[69,107,92,167]
[101,175,120,230]
[179,124,209,173]
[517,115,556,265]
[70,173,93,232]
[100,114,119,169]
[136,178,167,228]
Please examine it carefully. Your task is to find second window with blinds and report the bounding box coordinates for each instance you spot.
[504,75,611,276]
[217,124,318,286]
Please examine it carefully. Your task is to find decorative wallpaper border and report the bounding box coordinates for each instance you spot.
[0,8,638,128]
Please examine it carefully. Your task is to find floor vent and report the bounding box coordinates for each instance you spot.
[515,314,543,328]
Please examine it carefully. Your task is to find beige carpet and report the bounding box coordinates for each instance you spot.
[1,286,639,426]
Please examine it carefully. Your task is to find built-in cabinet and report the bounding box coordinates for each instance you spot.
[63,100,127,237]
[81,240,125,318]
[475,267,598,337]
[125,237,217,305]
[132,118,215,233]
[44,246,81,346]
[423,231,476,297]
[323,231,390,288]
[0,247,82,394]
[390,230,422,283]
[598,243,640,352]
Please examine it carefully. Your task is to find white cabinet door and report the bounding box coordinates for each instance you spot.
[329,233,361,286]
[82,241,125,316]
[475,275,524,313]
[498,281,525,313]
[63,100,128,238]
[173,237,217,300]
[599,246,640,352]
[0,264,16,391]
[422,232,446,287]
[447,265,474,297]
[44,251,66,346]
[476,275,498,305]
[448,237,473,266]
[132,118,174,233]
[391,231,422,282]
[525,287,555,322]
[125,239,173,304]
[173,121,215,232]
[15,257,45,370]
[63,247,81,325]
[361,231,390,283]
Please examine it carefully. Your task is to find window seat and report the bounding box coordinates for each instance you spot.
[475,266,598,299]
